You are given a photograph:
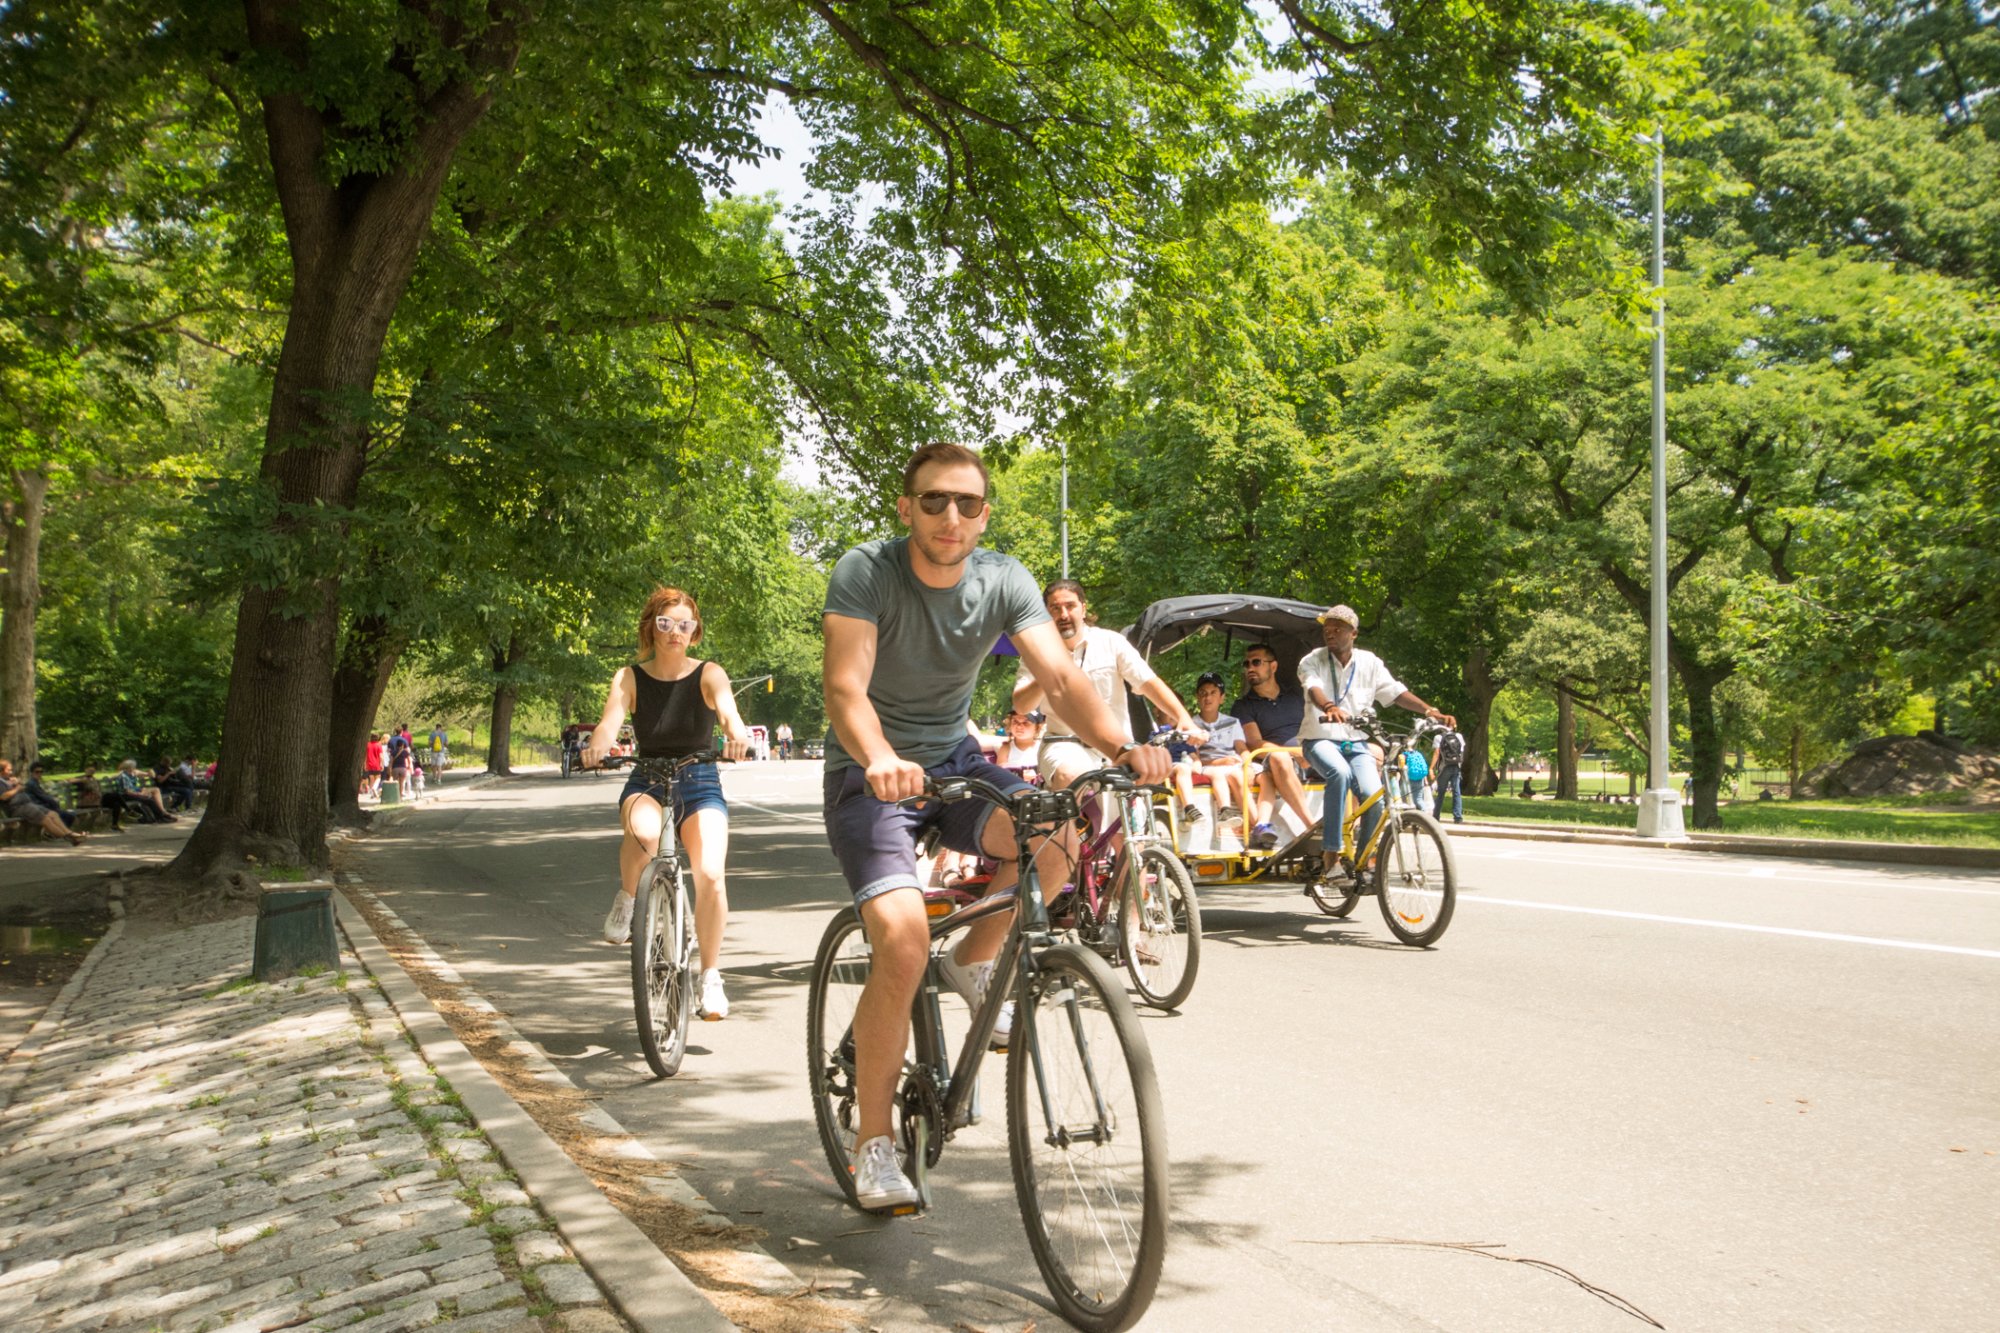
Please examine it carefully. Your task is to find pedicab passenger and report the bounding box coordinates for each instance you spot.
[1231,644,1313,849]
[1171,671,1249,830]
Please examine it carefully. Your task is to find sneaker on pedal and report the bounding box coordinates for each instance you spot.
[852,1135,920,1211]
[1251,822,1279,850]
[698,968,729,1020]
[602,890,634,945]
[936,947,1013,1049]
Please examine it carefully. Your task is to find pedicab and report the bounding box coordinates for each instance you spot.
[560,721,632,777]
[1123,594,1458,946]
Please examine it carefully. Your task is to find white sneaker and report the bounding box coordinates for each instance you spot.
[699,968,728,1020]
[602,891,634,945]
[852,1135,920,1211]
[936,947,1013,1049]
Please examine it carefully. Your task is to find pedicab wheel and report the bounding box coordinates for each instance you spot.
[632,861,693,1077]
[1306,866,1360,918]
[1374,808,1457,946]
[1118,845,1201,1010]
[561,746,573,778]
[1008,943,1167,1333]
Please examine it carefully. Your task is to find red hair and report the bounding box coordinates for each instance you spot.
[639,587,704,653]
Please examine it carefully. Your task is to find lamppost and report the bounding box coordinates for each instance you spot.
[1637,124,1686,840]
[1058,437,1070,579]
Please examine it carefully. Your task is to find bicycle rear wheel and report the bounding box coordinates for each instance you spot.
[1008,943,1167,1333]
[1374,808,1457,946]
[806,908,878,1206]
[633,861,693,1076]
[1119,845,1201,1010]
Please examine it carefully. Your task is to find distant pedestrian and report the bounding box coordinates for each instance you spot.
[1433,728,1466,823]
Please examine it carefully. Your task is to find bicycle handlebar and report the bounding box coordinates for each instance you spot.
[594,750,727,773]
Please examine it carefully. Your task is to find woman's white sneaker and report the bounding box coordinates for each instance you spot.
[602,891,634,945]
[699,968,729,1020]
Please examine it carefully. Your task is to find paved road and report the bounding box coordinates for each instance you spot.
[345,765,2000,1332]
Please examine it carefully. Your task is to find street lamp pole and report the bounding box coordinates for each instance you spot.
[1638,125,1686,840]
[1058,438,1070,579]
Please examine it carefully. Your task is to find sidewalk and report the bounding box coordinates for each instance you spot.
[0,902,631,1333]
[1446,815,2000,869]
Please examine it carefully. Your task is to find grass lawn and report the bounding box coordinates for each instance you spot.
[1460,795,2000,848]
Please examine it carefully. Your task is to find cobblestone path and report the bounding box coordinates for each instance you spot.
[0,918,627,1333]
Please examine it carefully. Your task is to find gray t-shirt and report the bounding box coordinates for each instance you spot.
[822,537,1050,772]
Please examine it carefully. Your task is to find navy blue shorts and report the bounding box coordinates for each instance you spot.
[823,736,1034,906]
[620,760,728,829]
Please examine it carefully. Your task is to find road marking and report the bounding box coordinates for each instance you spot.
[1475,895,2000,959]
[1459,846,2000,896]
[735,800,831,828]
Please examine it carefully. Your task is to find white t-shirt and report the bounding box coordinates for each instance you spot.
[1297,646,1407,742]
[1014,625,1158,740]
[996,740,1041,770]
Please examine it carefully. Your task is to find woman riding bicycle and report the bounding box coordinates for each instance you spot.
[585,586,753,1020]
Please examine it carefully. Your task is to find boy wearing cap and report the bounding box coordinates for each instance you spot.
[1171,672,1249,829]
[1298,604,1454,874]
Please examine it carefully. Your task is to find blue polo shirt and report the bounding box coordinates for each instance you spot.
[1230,688,1305,747]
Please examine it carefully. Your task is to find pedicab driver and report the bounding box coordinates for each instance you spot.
[821,442,1172,1212]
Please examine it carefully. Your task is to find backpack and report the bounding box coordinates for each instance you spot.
[1436,730,1466,767]
[1404,749,1429,782]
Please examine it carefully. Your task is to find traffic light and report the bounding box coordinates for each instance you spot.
[766,677,774,692]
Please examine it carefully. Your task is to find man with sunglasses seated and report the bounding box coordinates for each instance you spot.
[822,442,1171,1213]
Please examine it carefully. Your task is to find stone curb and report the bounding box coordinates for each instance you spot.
[1447,820,2000,869]
[333,882,744,1333]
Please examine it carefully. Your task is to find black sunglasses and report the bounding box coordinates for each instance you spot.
[911,490,987,518]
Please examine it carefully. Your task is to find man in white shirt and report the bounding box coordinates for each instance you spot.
[1298,604,1455,874]
[1012,580,1204,794]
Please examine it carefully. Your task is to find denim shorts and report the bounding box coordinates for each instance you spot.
[620,760,728,829]
[823,736,1035,906]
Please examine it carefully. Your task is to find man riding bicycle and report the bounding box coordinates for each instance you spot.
[821,442,1171,1212]
[1297,604,1455,876]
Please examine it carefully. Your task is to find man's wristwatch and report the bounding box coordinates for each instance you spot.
[1112,741,1141,762]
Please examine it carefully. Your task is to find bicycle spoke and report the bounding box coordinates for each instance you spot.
[1009,944,1166,1331]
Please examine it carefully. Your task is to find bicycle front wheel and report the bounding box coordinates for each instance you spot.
[1119,846,1201,1010]
[1374,808,1457,946]
[633,861,693,1076]
[1008,943,1168,1333]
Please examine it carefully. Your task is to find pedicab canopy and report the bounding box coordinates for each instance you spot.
[1119,594,1328,740]
[1123,594,1327,685]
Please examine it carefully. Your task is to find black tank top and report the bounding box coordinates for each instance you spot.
[631,663,717,758]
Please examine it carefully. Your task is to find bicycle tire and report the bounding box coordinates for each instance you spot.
[1119,845,1201,1010]
[806,907,877,1207]
[1306,868,1360,918]
[633,860,693,1076]
[1008,943,1168,1333]
[1374,808,1457,946]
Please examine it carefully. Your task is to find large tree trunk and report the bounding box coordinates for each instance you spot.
[1461,642,1503,796]
[1680,661,1731,830]
[168,3,516,879]
[0,468,49,768]
[1555,677,1578,801]
[328,615,409,825]
[485,635,528,775]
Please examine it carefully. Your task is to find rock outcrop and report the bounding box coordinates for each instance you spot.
[1795,732,2000,799]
